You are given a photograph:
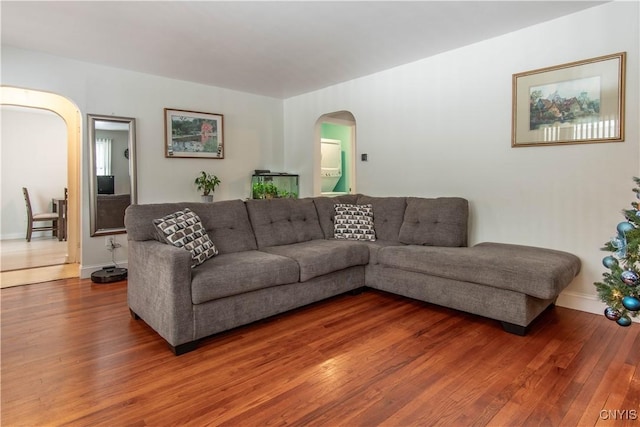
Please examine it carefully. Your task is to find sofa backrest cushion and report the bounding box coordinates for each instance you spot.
[357,196,406,241]
[125,200,258,254]
[398,197,468,247]
[245,198,324,248]
[313,194,360,238]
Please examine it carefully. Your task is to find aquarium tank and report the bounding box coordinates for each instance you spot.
[251,172,299,199]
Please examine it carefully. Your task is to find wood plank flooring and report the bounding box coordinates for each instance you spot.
[0,263,79,288]
[2,278,639,426]
[1,236,78,288]
[0,236,68,272]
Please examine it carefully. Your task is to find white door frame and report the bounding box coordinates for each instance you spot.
[1,86,81,265]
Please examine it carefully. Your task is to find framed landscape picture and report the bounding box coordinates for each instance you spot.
[512,52,626,147]
[164,108,224,158]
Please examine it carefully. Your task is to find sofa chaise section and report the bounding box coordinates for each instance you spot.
[376,243,581,301]
[359,196,580,334]
[369,242,581,334]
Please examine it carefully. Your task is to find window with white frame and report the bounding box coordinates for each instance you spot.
[95,138,112,176]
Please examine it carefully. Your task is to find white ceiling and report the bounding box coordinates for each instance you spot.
[1,1,607,99]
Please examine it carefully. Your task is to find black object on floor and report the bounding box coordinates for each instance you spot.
[91,266,127,283]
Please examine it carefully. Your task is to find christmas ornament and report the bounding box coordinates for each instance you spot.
[602,256,618,269]
[604,307,621,321]
[617,221,635,235]
[611,235,628,258]
[616,316,632,327]
[595,177,640,327]
[621,270,639,286]
[621,296,640,311]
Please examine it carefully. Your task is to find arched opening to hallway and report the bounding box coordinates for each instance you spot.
[314,111,356,196]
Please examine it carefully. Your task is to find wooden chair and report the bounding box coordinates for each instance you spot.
[61,187,68,241]
[22,187,59,242]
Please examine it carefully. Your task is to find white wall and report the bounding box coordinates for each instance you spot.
[1,106,67,239]
[1,47,284,276]
[283,2,640,316]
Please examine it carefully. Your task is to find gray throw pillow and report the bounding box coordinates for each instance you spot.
[334,203,376,241]
[153,208,218,267]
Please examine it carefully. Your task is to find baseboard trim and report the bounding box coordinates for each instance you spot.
[556,290,640,323]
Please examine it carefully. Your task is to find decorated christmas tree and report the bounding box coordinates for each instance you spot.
[594,176,640,327]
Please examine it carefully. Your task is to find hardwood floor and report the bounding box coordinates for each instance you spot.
[0,236,77,288]
[1,279,639,426]
[0,263,79,288]
[0,236,68,271]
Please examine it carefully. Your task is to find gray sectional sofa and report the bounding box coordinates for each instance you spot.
[124,195,581,355]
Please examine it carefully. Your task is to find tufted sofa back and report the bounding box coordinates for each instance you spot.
[398,197,468,247]
[125,200,258,254]
[355,196,407,241]
[313,195,467,246]
[125,195,470,254]
[245,198,324,248]
[311,194,359,238]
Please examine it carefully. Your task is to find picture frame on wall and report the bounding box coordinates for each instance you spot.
[164,108,224,158]
[512,52,626,147]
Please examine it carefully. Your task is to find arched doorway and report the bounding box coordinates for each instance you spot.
[315,111,356,196]
[1,86,81,269]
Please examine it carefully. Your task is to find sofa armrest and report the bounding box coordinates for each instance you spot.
[127,240,194,347]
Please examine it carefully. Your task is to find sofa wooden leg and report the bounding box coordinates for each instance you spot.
[171,341,199,356]
[501,321,527,336]
[129,309,140,320]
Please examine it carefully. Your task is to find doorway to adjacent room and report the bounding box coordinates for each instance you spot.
[316,111,356,196]
[0,87,81,287]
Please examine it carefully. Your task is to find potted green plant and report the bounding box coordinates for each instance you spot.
[194,171,221,202]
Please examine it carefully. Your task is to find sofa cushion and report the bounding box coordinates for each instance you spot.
[357,196,406,241]
[312,194,360,239]
[377,242,581,300]
[261,239,369,282]
[246,198,324,248]
[125,200,258,254]
[364,240,406,265]
[153,208,218,267]
[398,197,468,247]
[191,251,300,304]
[334,203,376,241]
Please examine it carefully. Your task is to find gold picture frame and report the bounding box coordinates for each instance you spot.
[512,52,626,147]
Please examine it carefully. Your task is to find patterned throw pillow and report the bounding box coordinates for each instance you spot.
[334,203,376,241]
[153,208,218,267]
